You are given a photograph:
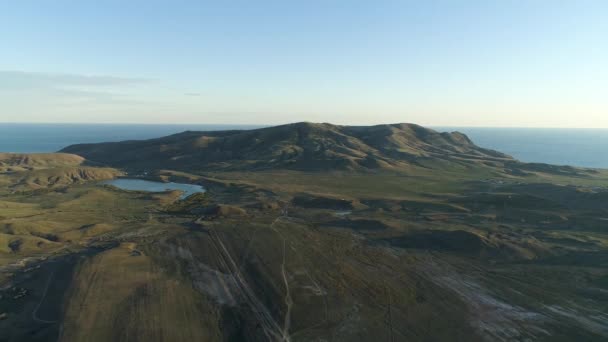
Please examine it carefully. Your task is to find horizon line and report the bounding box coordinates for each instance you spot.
[1,121,608,130]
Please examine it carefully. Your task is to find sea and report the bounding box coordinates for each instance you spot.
[438,127,608,169]
[0,123,607,169]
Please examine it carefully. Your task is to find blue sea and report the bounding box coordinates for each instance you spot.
[0,124,607,169]
[438,127,608,169]
[0,123,261,153]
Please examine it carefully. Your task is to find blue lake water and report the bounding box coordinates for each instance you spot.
[103,178,205,199]
[0,123,607,169]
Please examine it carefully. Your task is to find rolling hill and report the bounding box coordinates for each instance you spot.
[0,153,122,191]
[0,153,85,172]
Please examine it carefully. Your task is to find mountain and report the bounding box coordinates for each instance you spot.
[61,122,512,172]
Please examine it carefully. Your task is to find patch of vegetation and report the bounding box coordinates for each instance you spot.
[165,192,212,214]
[292,193,353,210]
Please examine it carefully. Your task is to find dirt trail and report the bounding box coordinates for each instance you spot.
[209,229,285,341]
[32,270,59,324]
[280,238,293,342]
[237,213,283,270]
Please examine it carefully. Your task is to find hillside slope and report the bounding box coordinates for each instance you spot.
[61,122,512,171]
[0,153,85,172]
[0,153,122,192]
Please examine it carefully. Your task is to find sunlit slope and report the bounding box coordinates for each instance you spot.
[60,243,220,342]
[0,153,122,192]
[0,153,85,171]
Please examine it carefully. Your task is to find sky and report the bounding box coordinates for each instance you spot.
[0,0,607,127]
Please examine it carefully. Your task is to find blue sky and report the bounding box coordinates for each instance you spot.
[1,0,607,127]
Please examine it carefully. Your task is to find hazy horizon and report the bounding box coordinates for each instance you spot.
[1,1,607,128]
[3,121,608,130]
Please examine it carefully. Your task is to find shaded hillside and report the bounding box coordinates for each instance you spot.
[61,122,512,171]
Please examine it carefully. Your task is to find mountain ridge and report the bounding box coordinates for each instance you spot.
[60,122,513,172]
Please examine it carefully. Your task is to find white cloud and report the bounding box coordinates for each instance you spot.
[0,70,150,89]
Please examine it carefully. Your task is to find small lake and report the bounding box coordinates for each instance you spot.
[103,178,205,199]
